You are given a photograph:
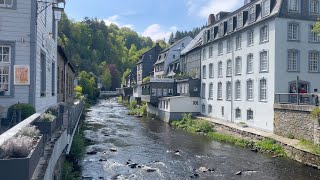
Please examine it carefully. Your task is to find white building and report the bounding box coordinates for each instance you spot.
[200,0,320,131]
[0,0,64,116]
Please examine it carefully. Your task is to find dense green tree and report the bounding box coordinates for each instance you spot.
[121,68,131,86]
[101,68,112,90]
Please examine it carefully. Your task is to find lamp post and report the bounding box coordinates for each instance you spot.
[37,0,65,20]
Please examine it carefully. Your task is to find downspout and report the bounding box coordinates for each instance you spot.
[29,0,37,107]
[230,33,234,123]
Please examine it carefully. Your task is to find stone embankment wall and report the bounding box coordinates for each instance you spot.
[274,104,320,144]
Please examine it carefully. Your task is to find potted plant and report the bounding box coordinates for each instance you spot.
[33,111,57,137]
[0,125,44,180]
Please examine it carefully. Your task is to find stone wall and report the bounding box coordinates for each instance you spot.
[274,104,320,144]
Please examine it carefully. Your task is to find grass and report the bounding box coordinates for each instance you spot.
[170,114,286,156]
[299,139,320,155]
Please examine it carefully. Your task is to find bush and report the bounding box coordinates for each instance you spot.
[17,125,40,138]
[171,113,214,133]
[0,135,34,159]
[129,100,137,110]
[311,108,320,119]
[7,103,36,121]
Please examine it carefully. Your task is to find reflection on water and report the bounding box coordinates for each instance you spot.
[82,98,320,180]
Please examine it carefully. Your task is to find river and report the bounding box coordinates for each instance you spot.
[81,98,320,180]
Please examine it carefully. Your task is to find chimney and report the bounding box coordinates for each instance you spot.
[208,14,215,26]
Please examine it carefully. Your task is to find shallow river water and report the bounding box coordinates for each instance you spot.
[82,98,320,180]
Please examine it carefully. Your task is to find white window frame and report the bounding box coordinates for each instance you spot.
[237,12,243,29]
[218,82,223,100]
[202,65,207,79]
[235,108,241,119]
[249,6,256,23]
[288,0,300,13]
[0,0,13,8]
[310,0,320,15]
[260,25,269,43]
[226,59,232,77]
[209,46,213,58]
[262,0,271,17]
[203,48,207,60]
[235,80,241,100]
[287,49,299,72]
[218,42,223,55]
[208,105,213,114]
[209,63,214,78]
[288,23,299,41]
[226,81,231,101]
[235,57,242,75]
[0,45,11,94]
[209,83,213,99]
[248,30,254,46]
[247,54,254,74]
[260,50,269,72]
[309,51,320,72]
[218,61,223,78]
[236,34,242,50]
[247,109,254,120]
[259,78,267,102]
[202,83,206,99]
[309,25,320,42]
[227,39,232,53]
[219,23,224,37]
[247,79,254,101]
[228,18,233,33]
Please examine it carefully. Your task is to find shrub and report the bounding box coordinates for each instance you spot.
[40,111,56,122]
[118,96,123,103]
[311,108,320,119]
[171,113,213,133]
[129,100,137,110]
[0,135,34,159]
[17,125,40,138]
[7,103,36,121]
[142,76,150,83]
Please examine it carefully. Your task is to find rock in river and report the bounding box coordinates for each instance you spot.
[110,148,117,152]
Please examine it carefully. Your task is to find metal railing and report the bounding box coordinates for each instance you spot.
[67,100,84,135]
[274,93,319,106]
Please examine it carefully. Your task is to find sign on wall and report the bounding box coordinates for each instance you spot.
[14,65,30,85]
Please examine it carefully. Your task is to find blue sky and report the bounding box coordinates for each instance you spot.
[65,0,243,41]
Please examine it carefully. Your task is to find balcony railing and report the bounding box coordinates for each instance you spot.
[274,93,319,106]
[150,78,174,83]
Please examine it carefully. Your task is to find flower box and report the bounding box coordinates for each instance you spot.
[33,117,58,137]
[0,135,44,180]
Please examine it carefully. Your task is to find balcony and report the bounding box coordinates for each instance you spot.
[274,93,319,106]
[150,78,174,83]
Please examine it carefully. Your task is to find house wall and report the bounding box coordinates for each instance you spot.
[0,0,32,117]
[201,18,276,131]
[274,17,320,94]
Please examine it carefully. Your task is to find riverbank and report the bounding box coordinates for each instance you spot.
[197,116,320,169]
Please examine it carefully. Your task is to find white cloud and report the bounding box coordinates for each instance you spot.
[187,0,242,18]
[103,15,134,29]
[142,24,177,41]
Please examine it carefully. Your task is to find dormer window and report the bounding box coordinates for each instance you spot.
[262,0,271,17]
[219,23,224,37]
[310,0,320,15]
[210,27,214,40]
[0,0,13,8]
[249,6,256,23]
[237,13,243,29]
[228,18,233,33]
[288,0,300,13]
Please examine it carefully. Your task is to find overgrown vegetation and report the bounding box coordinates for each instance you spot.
[142,76,151,84]
[170,114,286,156]
[299,139,320,155]
[311,108,320,119]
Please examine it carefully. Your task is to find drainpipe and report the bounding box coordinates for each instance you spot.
[230,33,234,123]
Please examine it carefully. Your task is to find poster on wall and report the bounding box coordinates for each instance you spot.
[14,65,30,85]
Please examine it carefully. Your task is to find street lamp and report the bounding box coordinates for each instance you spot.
[37,0,65,21]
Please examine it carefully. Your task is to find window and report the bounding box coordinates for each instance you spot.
[209,46,213,58]
[288,23,299,40]
[193,101,199,105]
[260,25,269,43]
[157,88,162,97]
[221,106,225,117]
[235,57,242,75]
[310,0,320,14]
[288,0,299,12]
[237,13,243,29]
[52,62,55,96]
[210,27,214,40]
[262,0,271,17]
[309,25,320,42]
[0,45,10,94]
[163,89,168,96]
[249,6,256,23]
[247,54,253,74]
[152,88,156,96]
[218,61,223,77]
[288,49,299,72]
[228,18,233,32]
[203,48,207,60]
[169,89,173,95]
[247,109,254,120]
[0,0,13,7]
[202,83,206,99]
[226,60,232,77]
[259,79,267,101]
[219,23,224,37]
[202,104,206,114]
[209,63,214,78]
[236,34,242,50]
[248,30,254,46]
[173,55,176,59]
[235,80,241,100]
[218,82,222,100]
[226,81,231,101]
[235,108,241,119]
[209,83,213,99]
[260,51,268,72]
[227,39,232,53]
[309,51,319,72]
[218,42,223,55]
[202,65,206,79]
[208,105,213,114]
[40,52,46,97]
[247,79,254,101]
[166,101,169,110]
